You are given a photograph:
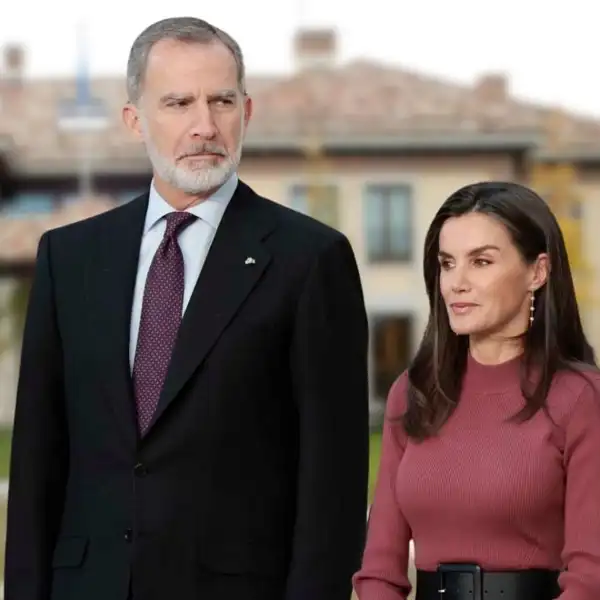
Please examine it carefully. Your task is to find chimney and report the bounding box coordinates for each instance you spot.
[293,28,337,71]
[474,73,508,105]
[2,44,25,86]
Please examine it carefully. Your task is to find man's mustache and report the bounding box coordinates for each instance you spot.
[177,144,227,160]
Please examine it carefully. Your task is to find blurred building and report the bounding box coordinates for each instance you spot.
[1,30,600,423]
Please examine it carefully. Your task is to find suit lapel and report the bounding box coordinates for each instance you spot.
[146,182,276,432]
[86,194,148,448]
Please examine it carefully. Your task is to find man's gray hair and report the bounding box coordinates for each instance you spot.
[126,17,246,104]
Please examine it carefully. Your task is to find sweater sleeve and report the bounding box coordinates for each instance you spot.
[352,372,412,600]
[558,375,600,600]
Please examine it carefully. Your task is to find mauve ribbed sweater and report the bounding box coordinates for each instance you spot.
[353,353,600,600]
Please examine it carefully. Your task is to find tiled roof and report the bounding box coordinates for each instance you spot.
[0,59,598,169]
[249,61,600,150]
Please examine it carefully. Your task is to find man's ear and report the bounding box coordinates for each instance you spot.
[122,102,143,140]
[243,94,253,130]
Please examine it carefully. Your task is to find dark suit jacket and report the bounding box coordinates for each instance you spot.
[4,181,370,600]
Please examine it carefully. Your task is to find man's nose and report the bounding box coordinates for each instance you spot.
[188,102,218,139]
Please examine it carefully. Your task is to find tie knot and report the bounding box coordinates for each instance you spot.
[164,211,197,239]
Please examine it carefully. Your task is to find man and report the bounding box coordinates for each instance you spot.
[4,16,370,600]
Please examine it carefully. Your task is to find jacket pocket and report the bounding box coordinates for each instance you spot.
[52,536,89,568]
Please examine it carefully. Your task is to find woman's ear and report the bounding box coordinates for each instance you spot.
[530,253,549,291]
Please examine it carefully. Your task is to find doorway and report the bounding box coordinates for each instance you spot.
[371,314,413,402]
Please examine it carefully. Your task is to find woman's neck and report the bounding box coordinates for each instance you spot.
[468,335,523,365]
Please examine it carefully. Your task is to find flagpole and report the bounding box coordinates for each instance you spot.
[76,20,92,198]
[57,20,108,200]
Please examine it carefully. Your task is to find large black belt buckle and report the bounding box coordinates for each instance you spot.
[437,563,483,600]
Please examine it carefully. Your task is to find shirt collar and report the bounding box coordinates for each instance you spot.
[143,172,238,234]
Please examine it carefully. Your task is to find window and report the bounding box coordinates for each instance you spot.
[364,184,412,262]
[0,193,56,217]
[288,183,339,229]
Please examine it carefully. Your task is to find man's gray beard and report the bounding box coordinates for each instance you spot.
[140,120,242,195]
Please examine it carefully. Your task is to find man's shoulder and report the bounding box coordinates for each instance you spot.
[45,194,147,245]
[247,183,347,252]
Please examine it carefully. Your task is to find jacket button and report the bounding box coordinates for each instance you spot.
[124,529,133,542]
[134,462,147,476]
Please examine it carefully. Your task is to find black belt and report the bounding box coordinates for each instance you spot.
[416,563,560,600]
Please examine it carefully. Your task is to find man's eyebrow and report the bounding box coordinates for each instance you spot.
[159,92,193,104]
[208,89,238,100]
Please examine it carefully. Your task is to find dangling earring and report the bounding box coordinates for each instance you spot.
[529,290,535,325]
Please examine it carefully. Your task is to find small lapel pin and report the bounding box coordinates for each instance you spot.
[245,257,255,265]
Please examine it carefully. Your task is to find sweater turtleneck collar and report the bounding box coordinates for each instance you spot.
[462,350,523,394]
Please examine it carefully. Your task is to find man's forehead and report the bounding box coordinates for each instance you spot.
[143,40,238,92]
[147,38,236,71]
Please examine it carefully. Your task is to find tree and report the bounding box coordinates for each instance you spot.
[0,279,30,357]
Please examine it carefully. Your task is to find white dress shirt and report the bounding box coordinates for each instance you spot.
[129,173,238,369]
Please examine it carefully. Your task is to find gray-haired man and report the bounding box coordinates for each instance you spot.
[4,16,370,600]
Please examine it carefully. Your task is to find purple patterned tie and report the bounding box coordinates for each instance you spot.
[133,211,197,434]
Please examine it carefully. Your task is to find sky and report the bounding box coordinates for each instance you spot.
[0,0,598,117]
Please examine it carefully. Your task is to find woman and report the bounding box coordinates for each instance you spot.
[353,181,600,600]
